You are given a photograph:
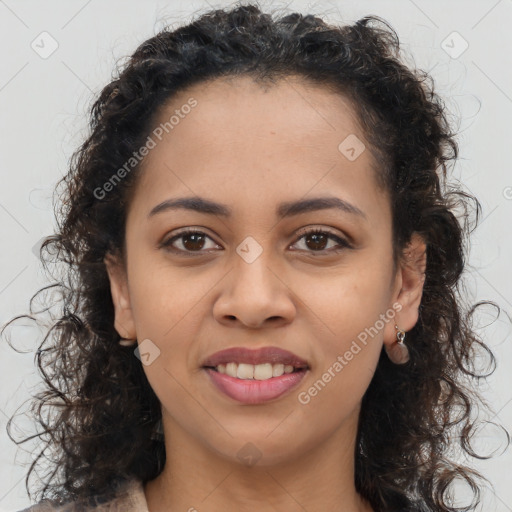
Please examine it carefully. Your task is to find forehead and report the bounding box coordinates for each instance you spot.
[128,75,388,224]
[153,74,365,152]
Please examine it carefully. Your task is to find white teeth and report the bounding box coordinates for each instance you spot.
[254,363,273,380]
[272,363,284,377]
[237,363,254,379]
[225,362,237,378]
[213,362,302,380]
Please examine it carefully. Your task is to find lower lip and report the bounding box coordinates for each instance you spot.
[204,368,307,405]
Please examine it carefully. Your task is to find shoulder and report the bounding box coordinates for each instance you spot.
[17,478,149,512]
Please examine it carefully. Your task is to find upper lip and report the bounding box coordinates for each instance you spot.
[201,346,309,368]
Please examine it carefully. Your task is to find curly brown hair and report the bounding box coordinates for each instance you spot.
[4,3,508,511]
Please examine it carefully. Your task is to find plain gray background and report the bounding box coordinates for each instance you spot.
[0,0,511,510]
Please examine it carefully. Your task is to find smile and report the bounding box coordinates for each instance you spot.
[213,362,297,380]
[201,346,309,404]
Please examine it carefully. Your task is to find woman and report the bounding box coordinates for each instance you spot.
[6,3,504,511]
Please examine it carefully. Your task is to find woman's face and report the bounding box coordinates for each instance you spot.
[106,75,423,466]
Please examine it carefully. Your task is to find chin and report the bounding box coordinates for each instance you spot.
[203,429,315,469]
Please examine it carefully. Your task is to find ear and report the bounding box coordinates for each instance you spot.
[383,232,427,347]
[104,252,137,340]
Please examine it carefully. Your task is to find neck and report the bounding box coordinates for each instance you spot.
[144,410,374,512]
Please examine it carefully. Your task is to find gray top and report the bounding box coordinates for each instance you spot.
[17,478,150,512]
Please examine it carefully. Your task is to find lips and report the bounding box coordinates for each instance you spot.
[201,346,309,405]
[201,346,309,369]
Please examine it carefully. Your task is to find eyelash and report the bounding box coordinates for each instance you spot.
[160,227,352,256]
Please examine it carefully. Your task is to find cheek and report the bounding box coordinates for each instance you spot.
[295,275,387,421]
[127,256,213,335]
[296,351,378,439]
[293,261,393,400]
[297,259,393,341]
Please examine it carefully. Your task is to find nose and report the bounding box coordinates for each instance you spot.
[212,251,296,329]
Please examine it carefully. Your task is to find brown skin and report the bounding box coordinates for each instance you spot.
[105,75,426,512]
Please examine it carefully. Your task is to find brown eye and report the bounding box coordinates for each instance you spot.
[161,229,221,255]
[292,228,351,253]
[181,232,206,251]
[303,232,329,251]
[161,227,351,256]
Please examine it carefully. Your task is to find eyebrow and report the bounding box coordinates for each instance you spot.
[148,196,366,220]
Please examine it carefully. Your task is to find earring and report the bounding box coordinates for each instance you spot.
[396,325,405,345]
[384,325,410,365]
[119,337,137,346]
